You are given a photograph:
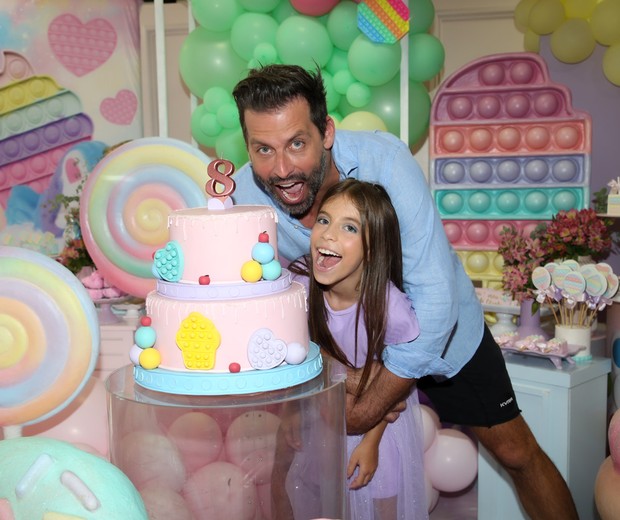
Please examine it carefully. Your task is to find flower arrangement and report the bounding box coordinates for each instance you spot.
[540,208,613,261]
[497,225,550,303]
[498,208,614,303]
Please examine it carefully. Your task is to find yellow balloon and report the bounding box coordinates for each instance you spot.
[339,111,388,132]
[524,29,541,52]
[514,0,538,32]
[591,0,620,46]
[550,18,596,63]
[529,0,566,35]
[564,0,597,18]
[603,43,620,85]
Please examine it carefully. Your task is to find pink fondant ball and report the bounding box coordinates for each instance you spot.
[140,483,193,520]
[182,461,257,520]
[225,410,281,466]
[167,412,223,474]
[118,432,186,492]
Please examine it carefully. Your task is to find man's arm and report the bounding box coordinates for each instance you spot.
[345,365,415,435]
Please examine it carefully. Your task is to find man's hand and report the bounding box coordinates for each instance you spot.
[345,366,414,435]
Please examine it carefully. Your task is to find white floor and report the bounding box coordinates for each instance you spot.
[430,481,477,520]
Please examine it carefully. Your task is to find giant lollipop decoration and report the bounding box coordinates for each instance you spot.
[79,138,212,298]
[0,246,99,437]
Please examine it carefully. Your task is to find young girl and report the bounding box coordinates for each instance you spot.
[291,179,428,520]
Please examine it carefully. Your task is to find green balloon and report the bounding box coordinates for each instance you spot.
[253,42,278,64]
[203,86,232,113]
[410,0,435,34]
[217,103,240,129]
[190,0,244,32]
[238,0,281,13]
[272,0,297,22]
[327,1,360,51]
[321,70,342,112]
[333,69,355,95]
[179,27,248,96]
[191,105,219,148]
[276,16,334,69]
[230,12,278,61]
[346,82,371,108]
[408,33,445,82]
[216,129,249,169]
[348,34,401,86]
[338,74,430,147]
[326,47,349,75]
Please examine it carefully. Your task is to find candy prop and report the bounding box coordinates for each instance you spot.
[357,0,410,44]
[80,137,211,298]
[0,246,99,434]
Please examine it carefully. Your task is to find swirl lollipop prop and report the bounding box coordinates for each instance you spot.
[80,138,211,298]
[0,247,99,438]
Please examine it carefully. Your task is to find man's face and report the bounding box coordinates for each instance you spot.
[244,98,334,218]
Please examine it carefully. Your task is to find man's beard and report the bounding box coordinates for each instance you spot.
[255,152,327,218]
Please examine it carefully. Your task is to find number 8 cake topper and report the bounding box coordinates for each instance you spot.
[206,159,236,210]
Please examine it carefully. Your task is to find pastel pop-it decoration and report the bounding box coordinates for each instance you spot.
[247,328,287,370]
[443,219,543,250]
[357,0,409,44]
[153,241,184,282]
[0,51,34,87]
[176,312,221,370]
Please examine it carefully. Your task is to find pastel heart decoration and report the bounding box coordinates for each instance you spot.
[152,241,184,282]
[100,89,138,125]
[247,328,287,370]
[48,14,117,77]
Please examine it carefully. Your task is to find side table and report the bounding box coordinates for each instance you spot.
[477,355,611,520]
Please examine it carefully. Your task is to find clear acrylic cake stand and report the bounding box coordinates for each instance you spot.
[106,359,347,520]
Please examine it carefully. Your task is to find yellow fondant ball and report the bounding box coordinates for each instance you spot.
[139,348,161,370]
[241,260,263,282]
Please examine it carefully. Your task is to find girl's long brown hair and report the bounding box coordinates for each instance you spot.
[292,179,404,398]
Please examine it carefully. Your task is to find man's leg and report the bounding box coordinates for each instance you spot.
[471,415,579,520]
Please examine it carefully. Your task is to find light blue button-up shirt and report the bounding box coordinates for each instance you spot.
[233,130,484,379]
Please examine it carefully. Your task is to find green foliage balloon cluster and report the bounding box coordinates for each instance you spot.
[181,0,445,167]
[515,0,620,86]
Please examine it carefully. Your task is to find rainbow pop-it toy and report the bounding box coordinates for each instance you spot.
[430,53,591,288]
[357,0,409,44]
[0,50,94,211]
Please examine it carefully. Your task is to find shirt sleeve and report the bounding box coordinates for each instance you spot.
[384,283,419,345]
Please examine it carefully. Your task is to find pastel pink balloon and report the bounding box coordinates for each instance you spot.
[23,377,109,457]
[608,409,620,470]
[240,448,275,485]
[290,0,339,16]
[420,404,440,452]
[168,412,223,474]
[225,411,281,466]
[424,473,440,513]
[256,482,272,519]
[183,461,257,520]
[424,428,478,493]
[118,432,186,491]
[595,457,620,520]
[140,483,193,520]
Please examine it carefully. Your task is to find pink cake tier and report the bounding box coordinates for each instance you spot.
[167,205,278,284]
[133,203,322,396]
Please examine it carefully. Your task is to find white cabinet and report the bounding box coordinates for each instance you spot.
[477,355,611,520]
[96,318,137,381]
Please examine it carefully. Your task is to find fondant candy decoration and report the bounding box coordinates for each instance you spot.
[0,246,99,427]
[241,260,263,283]
[284,342,308,365]
[176,312,221,370]
[261,259,282,281]
[153,241,184,282]
[247,328,287,370]
[80,137,210,299]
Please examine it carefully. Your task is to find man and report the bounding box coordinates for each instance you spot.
[231,64,578,520]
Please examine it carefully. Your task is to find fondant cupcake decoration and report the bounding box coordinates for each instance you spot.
[247,328,287,370]
[152,240,184,282]
[176,312,221,370]
[206,158,236,210]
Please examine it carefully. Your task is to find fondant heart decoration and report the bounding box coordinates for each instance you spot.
[48,14,117,77]
[247,328,287,370]
[152,241,184,282]
[100,89,138,125]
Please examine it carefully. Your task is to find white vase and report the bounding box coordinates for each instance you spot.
[554,324,592,362]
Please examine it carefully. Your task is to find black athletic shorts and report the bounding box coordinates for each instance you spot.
[417,324,521,427]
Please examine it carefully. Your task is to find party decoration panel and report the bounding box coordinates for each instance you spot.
[430,53,591,289]
[0,246,99,428]
[79,137,212,299]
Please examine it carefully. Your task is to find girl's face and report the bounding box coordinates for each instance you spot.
[310,195,364,296]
